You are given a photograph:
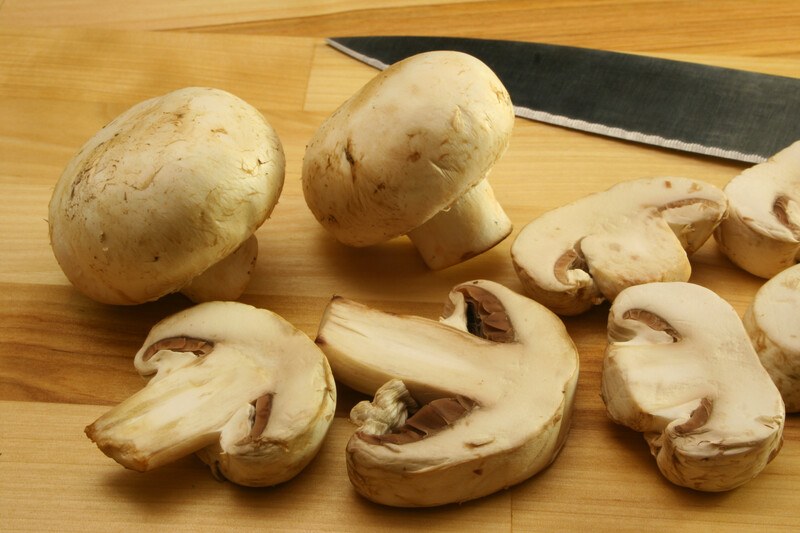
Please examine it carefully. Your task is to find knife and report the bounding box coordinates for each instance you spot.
[327,36,800,164]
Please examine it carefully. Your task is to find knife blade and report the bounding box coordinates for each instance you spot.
[327,36,800,164]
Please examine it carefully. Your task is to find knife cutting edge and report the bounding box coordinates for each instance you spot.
[327,36,800,164]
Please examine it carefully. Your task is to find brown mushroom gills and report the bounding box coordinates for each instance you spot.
[358,395,477,445]
[443,283,515,343]
[358,284,518,446]
[622,308,682,342]
[245,393,274,443]
[141,336,215,361]
[773,195,800,238]
[673,397,713,435]
[553,245,588,285]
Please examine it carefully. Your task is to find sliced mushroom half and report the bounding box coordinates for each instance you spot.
[714,141,800,278]
[744,263,800,412]
[86,301,336,487]
[602,282,784,491]
[315,280,579,507]
[511,177,727,315]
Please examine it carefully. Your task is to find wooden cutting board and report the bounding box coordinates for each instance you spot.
[1,27,798,531]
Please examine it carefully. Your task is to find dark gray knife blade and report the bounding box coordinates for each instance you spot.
[327,36,800,163]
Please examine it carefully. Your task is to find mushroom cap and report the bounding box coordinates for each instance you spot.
[302,51,514,247]
[511,177,727,315]
[85,301,336,487]
[602,282,784,491]
[315,280,579,507]
[744,263,800,412]
[714,140,800,278]
[49,87,285,305]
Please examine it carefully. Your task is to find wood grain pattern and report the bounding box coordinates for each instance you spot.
[2,1,799,58]
[2,400,798,532]
[1,2,799,530]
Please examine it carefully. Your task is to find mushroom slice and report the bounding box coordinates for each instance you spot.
[48,87,285,305]
[511,177,727,315]
[602,282,784,491]
[714,141,800,278]
[744,263,800,412]
[85,301,336,487]
[315,280,579,507]
[302,51,514,270]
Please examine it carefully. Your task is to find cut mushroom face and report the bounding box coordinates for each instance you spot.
[511,177,727,315]
[744,263,800,412]
[49,87,285,305]
[602,282,784,491]
[714,140,800,278]
[302,51,514,270]
[85,301,336,487]
[315,280,579,507]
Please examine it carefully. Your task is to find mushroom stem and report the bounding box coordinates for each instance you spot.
[180,235,258,302]
[407,179,512,270]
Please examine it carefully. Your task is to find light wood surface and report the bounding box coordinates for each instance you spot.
[1,2,798,531]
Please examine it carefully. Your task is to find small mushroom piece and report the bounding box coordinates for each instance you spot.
[511,177,727,315]
[744,263,800,412]
[49,87,285,305]
[714,141,800,278]
[315,280,579,507]
[302,51,514,270]
[85,301,336,487]
[602,282,784,491]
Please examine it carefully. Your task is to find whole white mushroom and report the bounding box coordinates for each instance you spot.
[49,87,285,305]
[302,51,515,270]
